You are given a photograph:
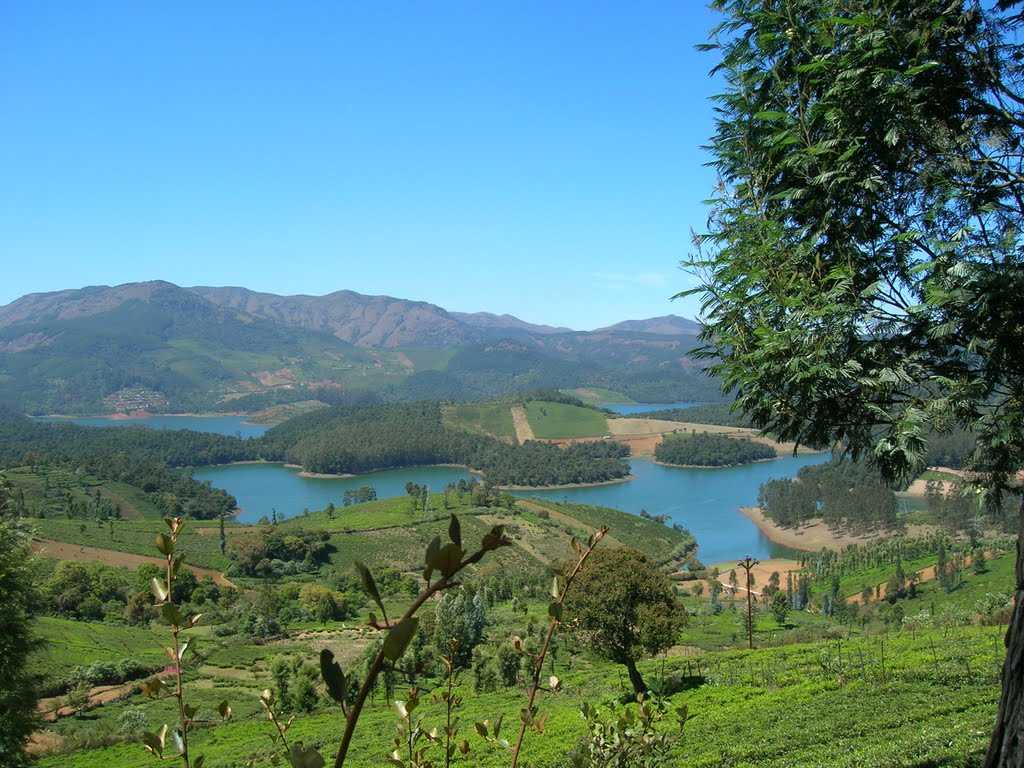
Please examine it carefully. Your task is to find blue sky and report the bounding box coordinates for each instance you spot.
[1,2,722,329]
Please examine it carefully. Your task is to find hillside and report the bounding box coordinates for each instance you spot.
[595,314,701,335]
[0,282,715,413]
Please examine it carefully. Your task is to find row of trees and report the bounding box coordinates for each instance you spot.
[758,460,900,533]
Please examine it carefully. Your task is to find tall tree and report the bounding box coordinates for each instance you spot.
[689,2,1024,763]
[0,520,39,766]
[564,548,684,696]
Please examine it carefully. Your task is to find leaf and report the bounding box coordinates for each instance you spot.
[150,577,168,603]
[753,110,787,122]
[218,700,232,720]
[448,514,462,548]
[320,649,348,703]
[155,533,174,556]
[288,743,325,768]
[423,535,441,582]
[482,525,510,551]
[548,675,561,691]
[382,616,419,661]
[475,721,489,737]
[183,703,197,720]
[548,602,563,621]
[355,561,385,616]
[141,731,163,757]
[141,677,164,698]
[194,756,205,768]
[393,700,409,719]
[431,542,463,578]
[550,575,560,599]
[160,603,183,627]
[173,729,185,755]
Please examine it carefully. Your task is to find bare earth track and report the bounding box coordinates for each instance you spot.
[510,404,535,444]
[30,538,235,587]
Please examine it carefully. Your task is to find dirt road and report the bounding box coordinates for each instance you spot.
[510,404,535,444]
[31,538,235,587]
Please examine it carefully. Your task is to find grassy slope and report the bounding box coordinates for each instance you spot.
[442,402,517,440]
[524,401,608,439]
[29,617,166,685]
[563,387,634,405]
[37,623,1001,768]
[31,517,232,571]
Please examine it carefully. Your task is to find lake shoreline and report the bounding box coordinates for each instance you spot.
[653,457,777,470]
[739,505,921,551]
[38,412,265,429]
[202,459,634,491]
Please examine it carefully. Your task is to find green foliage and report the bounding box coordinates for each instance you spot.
[0,520,40,767]
[227,528,332,577]
[433,588,487,668]
[567,694,689,768]
[689,0,1024,504]
[758,459,900,533]
[565,548,685,695]
[267,402,630,487]
[655,431,775,467]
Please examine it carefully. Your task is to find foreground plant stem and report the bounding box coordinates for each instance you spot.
[333,547,490,768]
[509,527,607,768]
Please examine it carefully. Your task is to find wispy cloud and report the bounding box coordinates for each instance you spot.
[591,271,668,288]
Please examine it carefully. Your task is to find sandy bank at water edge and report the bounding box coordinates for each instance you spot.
[739,506,937,552]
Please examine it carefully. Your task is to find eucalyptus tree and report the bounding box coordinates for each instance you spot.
[688,2,1024,763]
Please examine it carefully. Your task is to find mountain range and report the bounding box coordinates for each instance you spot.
[0,281,716,414]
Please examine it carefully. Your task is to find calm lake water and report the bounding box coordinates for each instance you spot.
[193,464,473,523]
[194,454,828,564]
[39,414,268,438]
[601,402,701,415]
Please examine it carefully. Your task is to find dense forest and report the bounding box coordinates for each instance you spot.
[0,401,632,494]
[269,402,631,486]
[655,431,775,467]
[757,460,900,533]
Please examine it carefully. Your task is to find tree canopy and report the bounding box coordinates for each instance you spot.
[689,2,1024,763]
[564,547,684,696]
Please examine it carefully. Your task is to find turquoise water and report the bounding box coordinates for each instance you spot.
[39,414,268,438]
[601,402,701,415]
[512,455,826,565]
[194,454,828,563]
[193,463,473,523]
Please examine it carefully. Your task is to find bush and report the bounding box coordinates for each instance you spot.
[117,707,148,735]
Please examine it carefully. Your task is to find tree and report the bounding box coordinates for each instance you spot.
[690,3,1024,762]
[433,588,487,669]
[770,591,789,626]
[564,548,685,696]
[0,520,38,766]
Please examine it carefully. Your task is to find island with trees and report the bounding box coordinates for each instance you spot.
[654,431,775,467]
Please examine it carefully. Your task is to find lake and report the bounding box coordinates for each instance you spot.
[601,401,701,415]
[194,454,828,564]
[38,414,268,438]
[193,463,474,523]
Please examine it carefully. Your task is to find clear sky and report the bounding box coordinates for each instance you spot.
[1,2,722,329]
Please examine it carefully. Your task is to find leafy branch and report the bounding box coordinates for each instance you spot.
[315,513,510,768]
[508,526,607,768]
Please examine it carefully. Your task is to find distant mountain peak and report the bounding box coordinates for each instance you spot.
[594,315,701,336]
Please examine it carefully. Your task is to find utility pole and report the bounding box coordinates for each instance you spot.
[738,555,759,649]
